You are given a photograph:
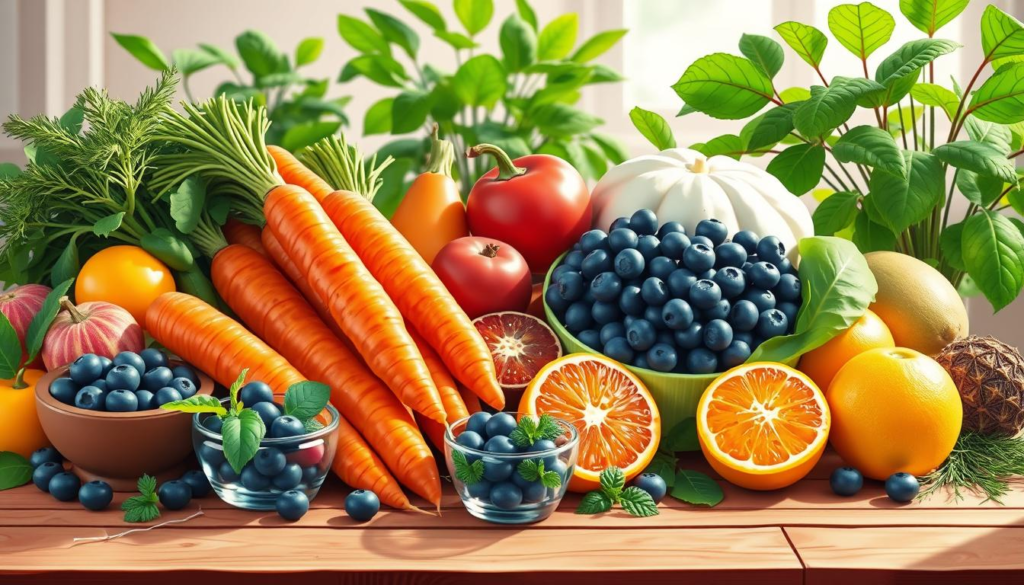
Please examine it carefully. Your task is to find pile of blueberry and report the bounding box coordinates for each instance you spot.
[545,210,803,374]
[49,348,201,412]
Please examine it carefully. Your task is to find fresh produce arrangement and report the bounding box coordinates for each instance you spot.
[48,349,200,412]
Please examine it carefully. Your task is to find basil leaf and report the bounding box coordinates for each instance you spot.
[629,107,676,151]
[398,0,446,32]
[140,229,194,273]
[222,410,266,474]
[294,37,324,68]
[235,30,288,78]
[284,381,331,420]
[111,33,170,71]
[0,451,32,490]
[281,122,342,155]
[671,470,724,507]
[852,208,897,252]
[336,15,390,56]
[391,90,432,134]
[173,48,218,77]
[571,29,627,63]
[51,236,80,288]
[940,222,966,271]
[366,9,419,59]
[499,14,536,73]
[363,97,394,136]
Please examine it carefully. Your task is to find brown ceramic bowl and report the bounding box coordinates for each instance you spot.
[35,362,215,491]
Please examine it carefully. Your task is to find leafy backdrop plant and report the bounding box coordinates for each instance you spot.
[631,1,1024,313]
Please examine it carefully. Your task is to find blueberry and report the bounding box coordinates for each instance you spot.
[775,273,802,302]
[589,272,622,303]
[603,337,635,363]
[466,412,492,438]
[756,236,787,265]
[141,367,173,392]
[552,264,576,285]
[645,258,674,282]
[113,351,147,377]
[466,479,493,500]
[48,472,81,502]
[98,356,114,377]
[674,323,704,350]
[564,302,593,333]
[743,288,777,312]
[171,365,199,386]
[632,472,667,504]
[626,319,657,351]
[690,235,715,248]
[218,461,240,483]
[302,466,319,484]
[591,301,621,326]
[657,221,686,238]
[689,279,722,310]
[748,261,781,290]
[636,235,661,262]
[527,439,558,466]
[518,478,547,503]
[731,230,759,254]
[239,381,274,407]
[683,243,716,273]
[729,300,760,332]
[544,285,570,314]
[643,305,667,330]
[485,413,518,438]
[78,480,113,511]
[720,340,752,369]
[579,229,609,254]
[203,413,223,433]
[581,249,613,280]
[777,302,800,328]
[661,299,695,331]
[667,268,698,299]
[69,354,104,386]
[482,435,518,455]
[241,463,271,491]
[885,472,920,503]
[345,489,379,521]
[830,467,863,497]
[686,348,719,374]
[618,285,645,316]
[640,277,669,307]
[713,267,746,299]
[715,242,748,268]
[489,482,524,510]
[251,401,283,427]
[695,219,728,246]
[271,415,306,438]
[776,257,795,275]
[33,462,63,492]
[181,469,212,498]
[135,390,156,410]
[456,430,485,451]
[702,299,732,322]
[703,319,734,352]
[49,377,78,404]
[563,249,585,269]
[628,209,659,235]
[105,389,139,412]
[277,489,310,521]
[623,315,637,328]
[659,232,691,260]
[105,364,141,392]
[646,343,678,372]
[139,348,169,371]
[577,329,602,349]
[483,459,513,482]
[733,331,755,347]
[608,228,639,253]
[600,322,627,345]
[91,379,108,393]
[610,216,631,231]
[614,248,646,279]
[198,442,225,468]
[756,309,788,339]
[29,447,62,469]
[273,463,303,491]
[75,386,106,411]
[254,447,287,476]
[154,387,183,407]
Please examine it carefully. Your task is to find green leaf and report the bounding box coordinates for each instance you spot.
[620,486,659,517]
[93,212,126,238]
[829,2,895,61]
[963,210,1024,312]
[515,0,537,30]
[499,15,537,73]
[794,77,885,138]
[25,278,74,361]
[398,0,446,31]
[599,467,626,499]
[576,490,613,514]
[911,83,959,120]
[694,134,746,160]
[434,30,478,50]
[934,141,1018,183]
[169,176,206,235]
[744,106,796,152]
[111,33,170,71]
[294,37,324,67]
[852,208,897,252]
[833,125,905,177]
[235,30,287,78]
[0,162,20,179]
[51,237,79,288]
[672,53,773,120]
[517,459,542,482]
[739,34,784,79]
[454,0,493,37]
[453,55,506,109]
[366,9,420,59]
[451,449,485,485]
[900,0,968,36]
[968,63,1024,125]
[284,381,331,421]
[766,143,826,195]
[780,86,812,103]
[869,151,944,234]
[941,221,966,271]
[363,97,394,136]
[0,313,21,380]
[0,452,33,491]
[160,395,228,416]
[282,121,342,152]
[982,5,1024,61]
[140,229,194,272]
[629,107,676,150]
[589,133,629,164]
[671,470,724,507]
[391,90,433,134]
[538,14,578,61]
[172,48,218,77]
[223,409,267,474]
[339,54,407,87]
[229,369,248,413]
[571,29,627,63]
[644,453,678,488]
[964,117,1014,154]
[663,418,700,452]
[814,191,860,235]
[775,22,828,68]
[750,237,878,362]
[123,502,161,524]
[199,43,239,69]
[138,474,157,497]
[303,419,325,433]
[337,15,390,56]
[531,104,601,138]
[876,38,960,85]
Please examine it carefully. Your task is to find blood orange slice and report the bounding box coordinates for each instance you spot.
[519,354,661,492]
[473,312,562,389]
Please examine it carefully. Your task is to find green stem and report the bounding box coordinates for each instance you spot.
[465,143,527,181]
[929,63,936,151]
[896,103,909,149]
[823,162,851,192]
[948,58,990,143]
[909,97,919,150]
[425,124,455,177]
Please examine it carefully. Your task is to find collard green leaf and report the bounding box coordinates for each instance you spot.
[453,55,506,109]
[454,0,493,37]
[629,107,676,151]
[941,221,966,271]
[911,83,959,120]
[366,9,419,59]
[794,77,884,137]
[833,125,905,177]
[671,470,724,507]
[93,212,126,238]
[169,176,206,235]
[111,33,170,71]
[766,143,826,195]
[294,37,324,67]
[391,90,432,134]
[962,210,1024,311]
[25,278,73,361]
[499,14,537,73]
[900,0,968,36]
[828,2,895,60]
[739,34,785,79]
[0,452,33,491]
[223,410,267,474]
[538,13,578,61]
[398,0,446,31]
[0,314,20,379]
[363,97,394,135]
[743,106,796,152]
[968,63,1024,125]
[576,490,613,514]
[775,22,828,68]
[933,141,1018,183]
[619,486,659,517]
[571,29,627,63]
[981,5,1024,61]
[813,191,860,235]
[337,15,390,56]
[284,381,331,421]
[956,170,1005,207]
[868,151,944,234]
[672,53,773,120]
[235,30,287,78]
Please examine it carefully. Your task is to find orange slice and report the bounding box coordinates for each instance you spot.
[697,362,830,491]
[519,354,660,492]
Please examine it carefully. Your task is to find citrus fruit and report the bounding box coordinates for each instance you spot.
[866,251,968,356]
[827,347,962,480]
[473,312,562,389]
[0,369,48,458]
[799,309,895,390]
[519,354,660,492]
[697,362,830,490]
[76,245,175,329]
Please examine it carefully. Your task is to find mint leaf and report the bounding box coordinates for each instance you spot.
[517,459,542,482]
[451,449,485,485]
[137,474,157,498]
[303,418,325,433]
[539,468,562,490]
[0,452,33,490]
[620,486,659,517]
[671,470,725,507]
[599,467,625,501]
[25,279,74,362]
[509,415,537,448]
[284,381,331,421]
[535,414,563,441]
[160,394,227,415]
[122,496,161,523]
[576,490,612,514]
[229,369,248,413]
[222,410,266,474]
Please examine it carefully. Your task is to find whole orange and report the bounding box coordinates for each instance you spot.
[826,347,962,480]
[799,309,895,391]
[0,369,48,458]
[75,246,175,329]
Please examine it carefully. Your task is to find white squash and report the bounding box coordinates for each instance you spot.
[591,148,814,260]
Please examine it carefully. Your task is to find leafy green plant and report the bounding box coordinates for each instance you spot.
[576,467,658,517]
[122,474,161,523]
[334,0,629,211]
[633,1,1024,312]
[113,30,350,151]
[920,431,1024,504]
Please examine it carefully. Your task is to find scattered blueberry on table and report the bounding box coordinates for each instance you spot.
[345,489,381,522]
[885,472,920,503]
[830,467,864,497]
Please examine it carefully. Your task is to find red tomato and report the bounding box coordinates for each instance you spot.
[432,237,533,319]
[466,144,591,273]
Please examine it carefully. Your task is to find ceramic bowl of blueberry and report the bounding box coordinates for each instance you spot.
[542,210,803,429]
[35,348,213,491]
[444,411,579,525]
[192,382,339,510]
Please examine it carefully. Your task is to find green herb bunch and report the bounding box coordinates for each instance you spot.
[122,474,161,523]
[576,467,658,518]
[113,30,350,152]
[335,0,629,214]
[633,1,1024,312]
[920,431,1024,503]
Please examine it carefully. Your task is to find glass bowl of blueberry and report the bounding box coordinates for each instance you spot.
[542,209,803,429]
[444,411,579,525]
[191,381,339,510]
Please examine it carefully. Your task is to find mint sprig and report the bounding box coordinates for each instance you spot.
[509,414,563,448]
[122,474,160,523]
[451,449,484,485]
[576,466,659,517]
[517,459,562,489]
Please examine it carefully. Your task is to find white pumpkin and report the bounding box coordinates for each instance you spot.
[591,148,814,260]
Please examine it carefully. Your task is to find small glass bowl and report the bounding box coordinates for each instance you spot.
[192,398,339,510]
[444,412,579,524]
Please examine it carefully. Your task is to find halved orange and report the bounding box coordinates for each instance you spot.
[519,354,660,492]
[697,362,830,491]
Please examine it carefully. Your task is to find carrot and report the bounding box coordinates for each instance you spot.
[145,292,413,509]
[410,327,470,451]
[222,218,267,256]
[459,383,482,415]
[263,184,446,424]
[268,145,334,201]
[211,244,442,507]
[319,190,505,410]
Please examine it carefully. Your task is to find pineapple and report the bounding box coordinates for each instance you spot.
[936,336,1024,437]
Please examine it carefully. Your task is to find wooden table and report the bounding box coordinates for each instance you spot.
[2,450,1023,584]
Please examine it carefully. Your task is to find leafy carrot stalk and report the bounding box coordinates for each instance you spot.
[410,327,469,451]
[222,218,266,256]
[211,244,442,507]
